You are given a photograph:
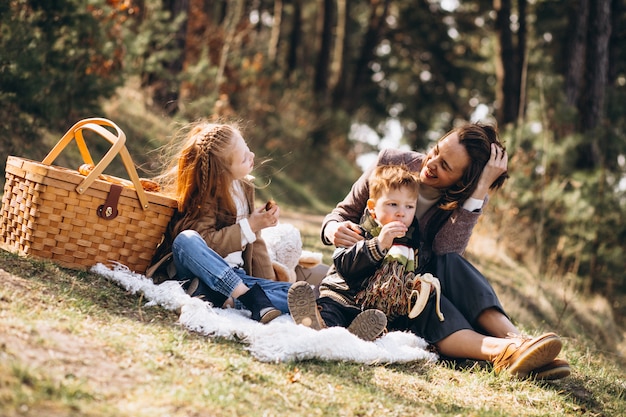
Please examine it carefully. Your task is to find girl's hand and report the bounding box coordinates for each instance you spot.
[471,143,508,200]
[377,221,408,250]
[325,221,363,248]
[249,203,280,232]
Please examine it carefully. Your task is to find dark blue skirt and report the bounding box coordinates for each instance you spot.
[388,252,507,344]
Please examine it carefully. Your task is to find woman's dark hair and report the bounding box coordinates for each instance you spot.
[439,123,508,210]
[424,123,509,245]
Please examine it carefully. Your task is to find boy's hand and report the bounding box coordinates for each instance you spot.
[377,221,408,250]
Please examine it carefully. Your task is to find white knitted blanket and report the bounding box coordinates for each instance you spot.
[92,263,437,364]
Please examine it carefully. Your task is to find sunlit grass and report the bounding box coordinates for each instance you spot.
[1,234,625,417]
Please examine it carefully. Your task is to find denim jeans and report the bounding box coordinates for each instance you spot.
[172,230,291,313]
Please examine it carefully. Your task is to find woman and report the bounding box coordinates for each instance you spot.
[318,123,570,380]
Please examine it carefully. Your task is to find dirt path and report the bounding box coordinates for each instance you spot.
[278,210,325,235]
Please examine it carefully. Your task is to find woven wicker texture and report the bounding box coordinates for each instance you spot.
[1,157,176,273]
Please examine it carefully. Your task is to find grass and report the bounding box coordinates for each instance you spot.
[1,209,625,417]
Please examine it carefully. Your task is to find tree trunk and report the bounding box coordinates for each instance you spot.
[314,0,334,93]
[580,0,611,295]
[332,0,352,107]
[347,0,390,112]
[169,0,190,69]
[608,0,623,83]
[574,0,611,168]
[565,0,589,108]
[516,0,527,124]
[328,0,346,91]
[145,0,189,114]
[179,0,210,103]
[216,0,245,92]
[581,0,611,132]
[286,0,302,77]
[493,0,520,126]
[268,0,283,63]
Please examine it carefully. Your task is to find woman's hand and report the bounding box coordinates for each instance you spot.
[377,221,408,250]
[471,143,508,200]
[249,203,280,232]
[325,220,363,248]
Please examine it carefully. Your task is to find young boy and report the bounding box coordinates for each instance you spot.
[288,164,439,341]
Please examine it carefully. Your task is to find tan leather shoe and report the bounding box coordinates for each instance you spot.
[347,309,387,341]
[492,333,562,378]
[288,281,326,330]
[530,358,571,380]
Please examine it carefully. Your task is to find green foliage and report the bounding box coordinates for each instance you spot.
[374,0,497,147]
[123,2,185,78]
[0,0,125,131]
[502,118,626,296]
[0,0,135,176]
[503,8,626,295]
[121,0,190,114]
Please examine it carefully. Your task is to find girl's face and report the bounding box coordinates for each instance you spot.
[229,132,255,180]
[367,186,418,228]
[420,132,470,189]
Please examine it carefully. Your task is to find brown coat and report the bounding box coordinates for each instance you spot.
[147,179,276,283]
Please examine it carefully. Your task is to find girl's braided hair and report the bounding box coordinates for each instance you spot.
[160,120,244,228]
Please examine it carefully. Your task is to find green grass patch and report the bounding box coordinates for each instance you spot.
[1,243,625,417]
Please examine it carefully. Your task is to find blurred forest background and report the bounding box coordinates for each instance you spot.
[1,0,625,323]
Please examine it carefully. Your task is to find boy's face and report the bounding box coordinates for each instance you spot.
[367,186,418,228]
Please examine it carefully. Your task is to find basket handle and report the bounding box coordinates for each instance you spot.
[42,118,150,210]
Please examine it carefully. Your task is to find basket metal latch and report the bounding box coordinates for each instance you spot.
[97,184,123,220]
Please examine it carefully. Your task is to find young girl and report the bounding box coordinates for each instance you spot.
[147,120,292,324]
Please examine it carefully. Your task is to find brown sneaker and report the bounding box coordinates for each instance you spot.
[530,358,571,380]
[492,333,562,378]
[347,309,387,342]
[258,308,282,324]
[288,281,326,330]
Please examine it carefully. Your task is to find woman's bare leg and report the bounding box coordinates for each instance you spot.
[476,307,519,338]
[435,329,506,360]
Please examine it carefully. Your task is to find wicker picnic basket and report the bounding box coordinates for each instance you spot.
[0,118,177,273]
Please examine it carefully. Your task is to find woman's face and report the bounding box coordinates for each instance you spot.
[419,132,470,189]
[229,132,255,180]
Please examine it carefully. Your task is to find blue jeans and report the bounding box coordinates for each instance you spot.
[172,230,291,313]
